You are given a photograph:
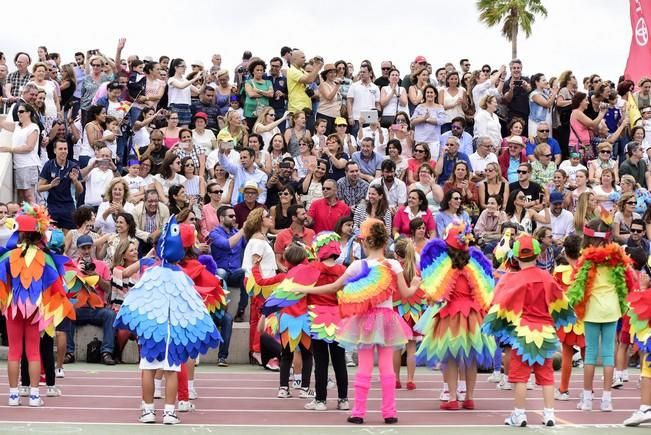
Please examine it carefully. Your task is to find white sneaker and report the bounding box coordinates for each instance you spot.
[29,394,43,407]
[18,386,29,397]
[504,411,527,427]
[162,411,180,425]
[8,393,20,406]
[487,372,502,383]
[277,387,291,398]
[177,400,195,412]
[497,378,512,390]
[194,354,200,366]
[600,397,613,412]
[337,399,350,410]
[612,376,624,389]
[624,408,651,426]
[554,389,570,401]
[439,389,450,401]
[153,388,162,399]
[457,388,466,401]
[188,388,198,400]
[543,412,556,427]
[577,394,592,411]
[622,370,630,382]
[326,377,336,390]
[55,368,64,378]
[46,386,61,397]
[139,408,156,423]
[291,379,302,389]
[304,399,327,411]
[345,352,356,367]
[299,388,315,399]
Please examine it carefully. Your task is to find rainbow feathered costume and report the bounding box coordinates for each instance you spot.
[553,264,585,348]
[627,288,651,361]
[414,239,496,367]
[482,267,575,366]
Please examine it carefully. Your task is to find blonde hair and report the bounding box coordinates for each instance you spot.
[243,208,265,239]
[113,240,138,268]
[485,162,502,182]
[574,191,595,233]
[479,95,496,110]
[534,142,551,158]
[394,238,418,283]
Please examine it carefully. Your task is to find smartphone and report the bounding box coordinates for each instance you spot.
[390,124,402,132]
[514,80,523,86]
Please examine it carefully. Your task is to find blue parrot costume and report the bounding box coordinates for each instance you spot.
[114,216,222,367]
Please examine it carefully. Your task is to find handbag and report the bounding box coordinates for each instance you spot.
[86,337,102,363]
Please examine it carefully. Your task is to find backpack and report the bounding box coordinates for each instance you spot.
[86,337,102,363]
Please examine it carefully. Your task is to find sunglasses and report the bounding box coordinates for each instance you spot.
[322,187,333,191]
[631,228,644,233]
[451,196,462,200]
[538,129,550,133]
[626,201,637,205]
[336,124,346,127]
[544,153,553,158]
[600,150,611,154]
[210,189,223,194]
[482,69,490,73]
[279,191,291,196]
[91,64,102,67]
[17,109,27,114]
[226,214,236,218]
[517,170,529,174]
[184,163,194,167]
[414,149,425,153]
[381,67,391,71]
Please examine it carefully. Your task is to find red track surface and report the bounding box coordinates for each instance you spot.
[0,367,642,426]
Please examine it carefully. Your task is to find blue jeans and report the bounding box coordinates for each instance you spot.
[67,307,116,354]
[217,267,247,313]
[213,311,233,359]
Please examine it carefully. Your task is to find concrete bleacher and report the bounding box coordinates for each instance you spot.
[0,286,255,365]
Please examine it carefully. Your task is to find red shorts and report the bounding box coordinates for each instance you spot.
[619,315,631,344]
[508,349,554,386]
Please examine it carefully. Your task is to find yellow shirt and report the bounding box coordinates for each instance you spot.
[584,266,622,323]
[287,66,310,113]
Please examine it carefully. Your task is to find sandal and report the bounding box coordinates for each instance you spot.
[63,352,75,364]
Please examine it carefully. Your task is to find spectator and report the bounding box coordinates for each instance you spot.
[408,163,444,213]
[499,117,527,155]
[592,168,618,212]
[218,134,268,205]
[299,158,327,211]
[346,64,380,137]
[351,137,383,182]
[37,140,83,229]
[411,84,446,157]
[530,143,557,188]
[95,178,135,234]
[266,158,298,209]
[528,73,558,137]
[273,204,315,271]
[191,112,216,151]
[477,161,509,211]
[558,150,588,188]
[588,141,619,186]
[131,189,169,253]
[65,235,116,366]
[435,135,472,185]
[502,59,531,128]
[443,160,479,221]
[393,189,435,238]
[234,181,265,228]
[167,58,202,127]
[220,110,248,149]
[287,49,322,117]
[387,111,413,159]
[160,112,181,149]
[613,192,641,244]
[0,203,11,248]
[471,65,505,112]
[306,179,351,234]
[336,161,369,212]
[284,111,311,158]
[568,92,606,154]
[153,153,186,201]
[172,128,207,179]
[407,66,430,116]
[209,205,247,322]
[539,191,574,245]
[369,159,408,213]
[167,184,193,216]
[293,135,316,179]
[356,119,387,156]
[131,107,158,151]
[439,71,467,133]
[353,184,392,236]
[469,136,498,181]
[573,191,597,237]
[264,57,288,129]
[474,95,502,152]
[110,239,139,361]
[269,184,298,234]
[435,189,471,237]
[315,63,342,134]
[474,194,508,249]
[4,52,31,99]
[138,129,167,174]
[0,102,40,203]
[200,181,226,239]
[28,62,60,119]
[504,188,550,234]
[243,59,274,130]
[626,218,650,252]
[254,106,289,149]
[97,212,138,269]
[191,88,220,132]
[267,132,291,172]
[80,53,115,125]
[64,206,100,260]
[509,162,544,206]
[379,68,408,128]
[142,61,165,111]
[406,142,437,185]
[533,226,555,273]
[526,121,562,165]
[81,145,117,208]
[122,160,146,204]
[320,133,349,181]
[620,142,650,189]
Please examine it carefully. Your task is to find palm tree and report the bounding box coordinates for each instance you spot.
[476,0,548,60]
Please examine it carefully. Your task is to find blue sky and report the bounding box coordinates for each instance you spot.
[1,0,631,83]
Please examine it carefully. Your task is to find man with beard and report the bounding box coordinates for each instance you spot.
[306,179,350,234]
[138,129,167,175]
[274,204,315,272]
[368,159,407,214]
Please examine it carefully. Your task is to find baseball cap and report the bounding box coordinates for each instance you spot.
[191,60,204,68]
[414,55,427,64]
[512,234,541,262]
[194,111,208,121]
[77,234,94,248]
[550,191,564,204]
[217,130,234,142]
[335,116,347,126]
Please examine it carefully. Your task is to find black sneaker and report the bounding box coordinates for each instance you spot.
[102,352,116,365]
[217,358,229,367]
[385,417,398,424]
[347,416,364,424]
[234,311,245,322]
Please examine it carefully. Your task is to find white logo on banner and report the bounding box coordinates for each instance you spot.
[636,16,648,46]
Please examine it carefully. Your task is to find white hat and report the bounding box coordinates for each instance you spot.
[191,60,204,68]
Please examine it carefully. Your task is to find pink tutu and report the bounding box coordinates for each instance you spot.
[336,307,413,351]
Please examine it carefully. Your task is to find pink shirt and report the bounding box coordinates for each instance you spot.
[200,203,219,240]
[569,112,592,147]
[392,205,435,237]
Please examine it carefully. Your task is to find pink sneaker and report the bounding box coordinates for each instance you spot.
[266,358,280,371]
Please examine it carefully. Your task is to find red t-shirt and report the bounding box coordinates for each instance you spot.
[307,198,351,235]
[307,262,347,306]
[274,226,316,268]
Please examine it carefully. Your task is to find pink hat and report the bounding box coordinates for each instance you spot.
[413,55,427,64]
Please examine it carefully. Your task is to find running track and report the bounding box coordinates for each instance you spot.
[0,363,645,434]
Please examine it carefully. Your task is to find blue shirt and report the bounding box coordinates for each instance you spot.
[209,226,245,271]
[437,152,472,185]
[440,131,474,156]
[39,159,80,209]
[526,137,561,157]
[507,157,522,183]
[351,151,383,177]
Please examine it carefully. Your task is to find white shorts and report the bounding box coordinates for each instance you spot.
[139,357,181,372]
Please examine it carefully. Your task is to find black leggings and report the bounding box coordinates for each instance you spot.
[312,338,348,401]
[260,333,281,367]
[21,334,55,387]
[279,342,312,388]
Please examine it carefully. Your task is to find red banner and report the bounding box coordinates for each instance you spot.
[625,0,651,88]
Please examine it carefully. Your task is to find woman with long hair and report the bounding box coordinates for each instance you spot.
[388,112,414,159]
[284,111,311,158]
[266,133,291,174]
[173,128,206,179]
[386,139,408,181]
[242,208,277,366]
[439,71,467,133]
[335,216,360,266]
[556,70,578,156]
[411,85,446,157]
[380,68,408,128]
[406,143,436,185]
[592,168,618,213]
[504,189,550,234]
[167,58,202,127]
[473,95,501,152]
[300,158,327,211]
[111,240,139,362]
[588,142,619,185]
[317,63,344,134]
[269,184,297,234]
[408,67,430,115]
[96,178,135,234]
[154,154,186,202]
[59,64,77,113]
[573,191,598,236]
[253,106,289,149]
[220,110,248,149]
[393,189,435,238]
[528,73,558,138]
[478,162,509,210]
[435,189,471,238]
[613,192,641,244]
[409,217,429,254]
[569,92,606,157]
[243,59,274,130]
[181,156,206,212]
[97,212,137,269]
[569,169,592,213]
[200,181,227,238]
[320,134,348,181]
[443,161,479,218]
[142,61,165,109]
[353,184,392,236]
[409,163,444,213]
[160,112,182,149]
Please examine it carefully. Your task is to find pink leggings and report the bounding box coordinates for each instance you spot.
[6,312,40,362]
[351,345,396,419]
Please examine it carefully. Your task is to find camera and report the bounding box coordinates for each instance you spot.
[599,102,609,110]
[236,66,246,74]
[305,88,315,97]
[81,260,96,273]
[514,80,523,86]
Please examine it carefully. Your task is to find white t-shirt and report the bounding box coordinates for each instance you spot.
[359,126,389,156]
[12,123,40,168]
[469,152,498,174]
[102,130,117,157]
[558,160,587,184]
[167,78,192,105]
[380,86,408,117]
[85,168,114,206]
[192,129,216,151]
[538,209,574,241]
[242,238,277,277]
[347,81,380,120]
[206,148,240,174]
[122,174,145,196]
